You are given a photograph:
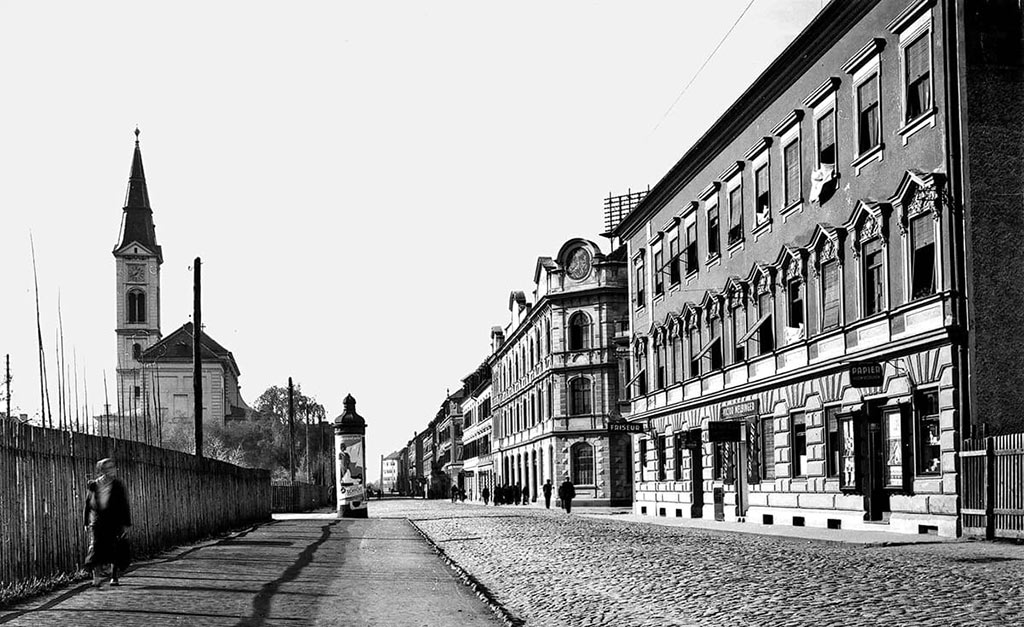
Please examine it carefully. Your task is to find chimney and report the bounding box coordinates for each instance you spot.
[490,326,505,353]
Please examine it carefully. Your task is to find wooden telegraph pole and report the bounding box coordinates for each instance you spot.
[4,354,11,420]
[288,378,295,483]
[193,257,203,458]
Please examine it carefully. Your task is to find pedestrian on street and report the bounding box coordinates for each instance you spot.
[542,479,553,509]
[514,482,522,506]
[451,485,459,503]
[557,475,576,514]
[459,487,466,502]
[83,457,132,587]
[521,485,530,506]
[482,486,490,505]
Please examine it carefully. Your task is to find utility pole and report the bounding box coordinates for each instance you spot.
[380,454,385,497]
[193,257,203,458]
[4,354,11,420]
[288,377,295,483]
[305,406,311,484]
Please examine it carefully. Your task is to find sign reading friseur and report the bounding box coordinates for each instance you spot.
[608,422,646,433]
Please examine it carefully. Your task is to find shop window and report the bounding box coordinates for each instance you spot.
[911,214,936,298]
[792,412,807,477]
[657,435,667,481]
[707,202,720,258]
[639,437,648,470]
[825,407,841,478]
[761,417,775,481]
[863,238,885,316]
[653,247,665,296]
[904,32,932,123]
[916,390,941,475]
[728,186,744,246]
[857,74,881,154]
[668,232,681,284]
[569,377,592,416]
[821,260,841,331]
[784,139,801,206]
[673,432,684,480]
[755,163,770,225]
[571,442,595,485]
[568,312,591,351]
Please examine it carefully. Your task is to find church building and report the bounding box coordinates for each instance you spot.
[112,130,252,440]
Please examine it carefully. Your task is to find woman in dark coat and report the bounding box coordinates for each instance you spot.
[83,458,132,587]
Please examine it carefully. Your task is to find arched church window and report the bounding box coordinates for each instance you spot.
[127,289,147,323]
[132,343,142,360]
[571,442,595,485]
[567,312,591,351]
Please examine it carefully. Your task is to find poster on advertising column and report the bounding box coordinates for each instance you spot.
[338,435,367,513]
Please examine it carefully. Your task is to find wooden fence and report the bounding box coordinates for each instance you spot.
[270,482,334,513]
[961,433,1024,539]
[0,419,271,589]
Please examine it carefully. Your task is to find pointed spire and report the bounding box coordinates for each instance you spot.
[115,127,162,262]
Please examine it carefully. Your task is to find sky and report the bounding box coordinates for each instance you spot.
[0,1,824,483]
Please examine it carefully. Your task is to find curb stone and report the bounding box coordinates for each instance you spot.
[407,519,524,627]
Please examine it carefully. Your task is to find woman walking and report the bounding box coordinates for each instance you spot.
[83,458,132,587]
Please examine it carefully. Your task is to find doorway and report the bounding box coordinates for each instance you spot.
[688,428,704,518]
[863,409,890,521]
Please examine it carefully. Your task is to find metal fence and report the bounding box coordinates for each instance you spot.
[0,419,272,588]
[271,482,334,513]
[961,433,1024,539]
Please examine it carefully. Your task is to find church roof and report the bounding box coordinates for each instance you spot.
[115,128,163,262]
[139,321,240,377]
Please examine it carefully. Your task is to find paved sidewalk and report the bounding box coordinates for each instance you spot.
[0,514,501,627]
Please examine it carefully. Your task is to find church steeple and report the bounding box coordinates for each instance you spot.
[115,127,162,262]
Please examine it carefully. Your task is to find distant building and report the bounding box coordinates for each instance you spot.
[490,238,633,506]
[112,130,253,441]
[382,451,401,493]
[460,362,493,501]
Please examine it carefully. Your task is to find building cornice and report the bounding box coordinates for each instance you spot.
[613,0,881,241]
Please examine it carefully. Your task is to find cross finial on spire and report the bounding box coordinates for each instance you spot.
[134,126,140,144]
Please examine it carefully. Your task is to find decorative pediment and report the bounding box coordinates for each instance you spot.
[650,322,666,347]
[632,335,648,358]
[745,262,776,295]
[774,245,808,283]
[666,312,684,338]
[681,303,700,330]
[890,170,947,233]
[846,199,892,258]
[699,291,723,321]
[723,276,747,308]
[809,224,846,272]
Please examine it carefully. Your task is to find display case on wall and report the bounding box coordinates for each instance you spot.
[838,412,860,493]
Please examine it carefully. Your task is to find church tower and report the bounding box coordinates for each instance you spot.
[113,128,162,410]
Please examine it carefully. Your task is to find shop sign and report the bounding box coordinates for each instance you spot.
[720,399,760,421]
[609,422,646,433]
[707,421,743,442]
[850,361,883,387]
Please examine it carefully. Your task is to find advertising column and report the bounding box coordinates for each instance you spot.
[334,394,368,518]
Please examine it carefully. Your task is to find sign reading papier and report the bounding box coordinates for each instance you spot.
[337,434,367,513]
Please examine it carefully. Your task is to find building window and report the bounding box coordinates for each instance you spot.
[657,435,667,481]
[731,300,747,363]
[127,289,146,324]
[792,412,807,477]
[863,238,885,316]
[546,385,553,418]
[673,432,684,481]
[567,312,591,351]
[825,407,841,478]
[857,74,881,154]
[728,186,744,246]
[761,417,775,481]
[755,164,770,224]
[569,377,592,416]
[571,442,595,485]
[816,110,836,166]
[756,290,774,355]
[784,139,801,206]
[668,232,681,285]
[706,315,723,372]
[134,385,141,400]
[687,324,700,379]
[635,257,646,308]
[821,260,841,331]
[904,32,932,123]
[707,202,720,258]
[786,276,804,335]
[132,343,142,360]
[655,336,666,389]
[545,320,552,353]
[916,390,941,475]
[712,442,725,481]
[685,221,699,275]
[911,214,936,298]
[653,247,664,296]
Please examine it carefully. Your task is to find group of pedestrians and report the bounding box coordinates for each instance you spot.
[475,477,576,513]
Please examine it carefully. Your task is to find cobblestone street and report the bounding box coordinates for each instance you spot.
[377,499,1024,627]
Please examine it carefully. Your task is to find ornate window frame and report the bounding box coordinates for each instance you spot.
[810,225,847,334]
[847,200,892,318]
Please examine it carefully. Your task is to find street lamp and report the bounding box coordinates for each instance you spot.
[334,393,368,518]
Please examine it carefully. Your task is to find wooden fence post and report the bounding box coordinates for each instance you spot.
[985,436,995,541]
